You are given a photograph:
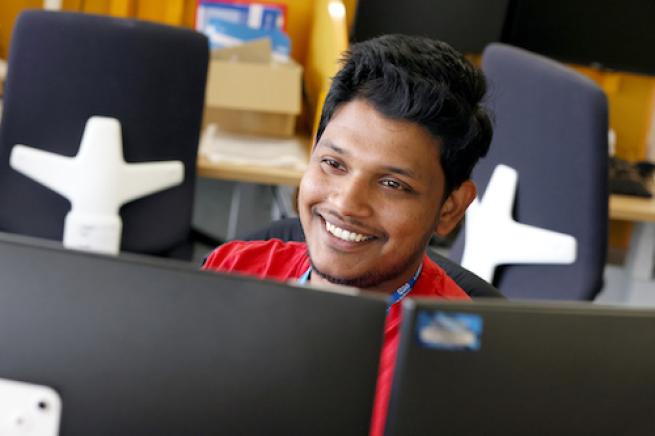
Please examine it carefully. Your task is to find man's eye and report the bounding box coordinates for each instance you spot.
[381,179,403,190]
[321,158,343,170]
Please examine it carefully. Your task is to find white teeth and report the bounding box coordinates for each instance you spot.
[325,221,372,242]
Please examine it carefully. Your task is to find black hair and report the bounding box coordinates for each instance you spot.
[316,34,492,195]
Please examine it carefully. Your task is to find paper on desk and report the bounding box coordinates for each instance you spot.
[199,124,308,171]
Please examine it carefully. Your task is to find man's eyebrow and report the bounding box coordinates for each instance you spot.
[318,141,418,178]
[317,140,348,155]
[383,165,417,179]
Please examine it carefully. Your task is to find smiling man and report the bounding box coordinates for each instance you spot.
[203,34,492,436]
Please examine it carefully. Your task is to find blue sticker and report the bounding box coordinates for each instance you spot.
[415,310,483,351]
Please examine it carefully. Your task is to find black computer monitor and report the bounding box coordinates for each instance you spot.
[502,0,655,75]
[386,299,655,435]
[352,0,510,54]
[0,232,387,435]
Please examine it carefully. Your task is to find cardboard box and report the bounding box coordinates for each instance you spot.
[204,41,302,137]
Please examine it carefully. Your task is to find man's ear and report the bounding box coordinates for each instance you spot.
[435,180,477,236]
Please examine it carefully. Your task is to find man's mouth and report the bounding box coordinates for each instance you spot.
[324,220,375,243]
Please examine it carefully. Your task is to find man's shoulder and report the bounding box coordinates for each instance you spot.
[415,255,470,300]
[203,239,309,281]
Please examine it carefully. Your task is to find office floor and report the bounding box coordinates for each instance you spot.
[595,263,655,307]
[193,178,655,307]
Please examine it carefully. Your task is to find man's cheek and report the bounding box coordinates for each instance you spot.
[299,173,327,205]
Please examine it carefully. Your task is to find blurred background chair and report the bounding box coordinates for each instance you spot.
[0,10,212,259]
[449,43,609,300]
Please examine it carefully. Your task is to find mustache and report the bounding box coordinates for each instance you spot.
[314,208,381,236]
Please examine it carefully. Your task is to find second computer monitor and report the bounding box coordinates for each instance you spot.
[386,299,655,436]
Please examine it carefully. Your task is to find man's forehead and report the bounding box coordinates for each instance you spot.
[320,99,442,164]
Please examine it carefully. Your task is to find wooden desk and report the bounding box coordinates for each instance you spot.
[609,194,655,283]
[197,155,304,187]
[197,127,309,187]
[609,194,655,223]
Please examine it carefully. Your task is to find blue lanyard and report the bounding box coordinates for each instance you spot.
[387,263,422,312]
[298,266,312,285]
[297,263,422,311]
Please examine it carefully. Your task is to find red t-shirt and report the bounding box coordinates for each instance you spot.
[203,239,469,436]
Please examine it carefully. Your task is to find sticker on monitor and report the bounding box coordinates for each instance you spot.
[416,310,483,351]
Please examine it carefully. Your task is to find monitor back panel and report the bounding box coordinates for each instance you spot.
[386,299,655,436]
[352,0,509,54]
[0,233,387,436]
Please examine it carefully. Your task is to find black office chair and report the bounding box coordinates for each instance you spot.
[242,217,504,299]
[449,44,608,300]
[0,10,213,258]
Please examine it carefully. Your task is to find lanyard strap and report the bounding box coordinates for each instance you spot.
[297,266,312,285]
[297,262,423,311]
[386,263,422,311]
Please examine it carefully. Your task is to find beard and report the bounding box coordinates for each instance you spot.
[310,254,422,289]
[307,228,433,291]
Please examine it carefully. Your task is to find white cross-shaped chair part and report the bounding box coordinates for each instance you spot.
[10,116,184,255]
[460,164,577,283]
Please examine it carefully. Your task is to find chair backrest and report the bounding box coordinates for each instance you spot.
[242,217,504,299]
[449,43,609,300]
[0,10,208,255]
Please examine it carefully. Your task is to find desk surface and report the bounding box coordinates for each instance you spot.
[609,194,655,223]
[197,128,309,186]
[197,155,304,186]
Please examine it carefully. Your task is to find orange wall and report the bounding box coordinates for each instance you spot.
[573,65,655,161]
[73,0,355,65]
[0,0,42,59]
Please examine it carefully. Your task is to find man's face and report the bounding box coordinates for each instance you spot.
[298,99,466,293]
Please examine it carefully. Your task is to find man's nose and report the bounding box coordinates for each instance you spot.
[331,175,373,218]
